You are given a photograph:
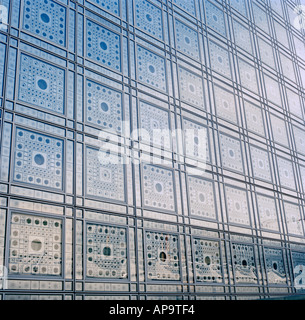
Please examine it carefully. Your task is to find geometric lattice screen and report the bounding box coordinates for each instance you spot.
[0,0,305,300]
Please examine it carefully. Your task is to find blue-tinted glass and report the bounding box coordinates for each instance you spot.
[22,0,66,46]
[0,0,304,301]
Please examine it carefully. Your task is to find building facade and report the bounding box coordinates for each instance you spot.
[0,0,305,300]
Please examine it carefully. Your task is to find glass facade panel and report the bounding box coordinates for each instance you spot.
[0,0,305,300]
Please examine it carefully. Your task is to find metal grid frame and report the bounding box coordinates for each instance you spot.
[0,0,304,300]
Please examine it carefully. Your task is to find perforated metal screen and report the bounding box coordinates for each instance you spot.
[0,0,305,300]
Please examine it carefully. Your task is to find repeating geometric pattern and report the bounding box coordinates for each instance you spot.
[257,37,275,69]
[173,0,196,16]
[264,74,282,106]
[256,195,279,231]
[204,1,226,36]
[183,119,210,163]
[249,146,272,182]
[2,0,305,300]
[229,0,247,17]
[187,176,216,220]
[137,46,167,92]
[219,133,243,173]
[139,101,171,149]
[135,0,163,40]
[293,126,305,155]
[18,54,65,114]
[209,41,231,78]
[145,231,180,281]
[232,20,252,54]
[274,21,289,48]
[178,66,204,109]
[292,251,305,289]
[213,85,237,123]
[270,0,283,17]
[300,166,305,193]
[86,19,121,71]
[89,0,120,16]
[13,128,64,190]
[86,223,128,279]
[277,157,295,190]
[244,101,265,136]
[286,5,296,27]
[142,164,175,212]
[300,68,305,91]
[193,238,222,283]
[280,53,296,83]
[175,19,199,60]
[86,79,123,134]
[232,243,257,284]
[22,0,66,46]
[225,186,250,226]
[294,36,305,61]
[270,114,289,146]
[283,202,303,236]
[85,147,125,202]
[252,3,269,34]
[238,58,259,94]
[264,248,286,285]
[287,89,303,119]
[9,213,62,276]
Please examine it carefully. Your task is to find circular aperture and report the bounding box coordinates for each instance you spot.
[273,262,278,271]
[185,36,190,44]
[155,183,163,193]
[103,246,111,256]
[31,239,42,252]
[151,120,159,129]
[41,13,50,23]
[189,84,195,93]
[101,102,109,112]
[242,260,248,267]
[38,79,48,90]
[100,41,108,50]
[146,13,152,22]
[148,65,155,73]
[199,193,205,203]
[205,256,211,265]
[34,154,45,166]
[159,252,167,262]
[229,149,235,158]
[235,202,241,211]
